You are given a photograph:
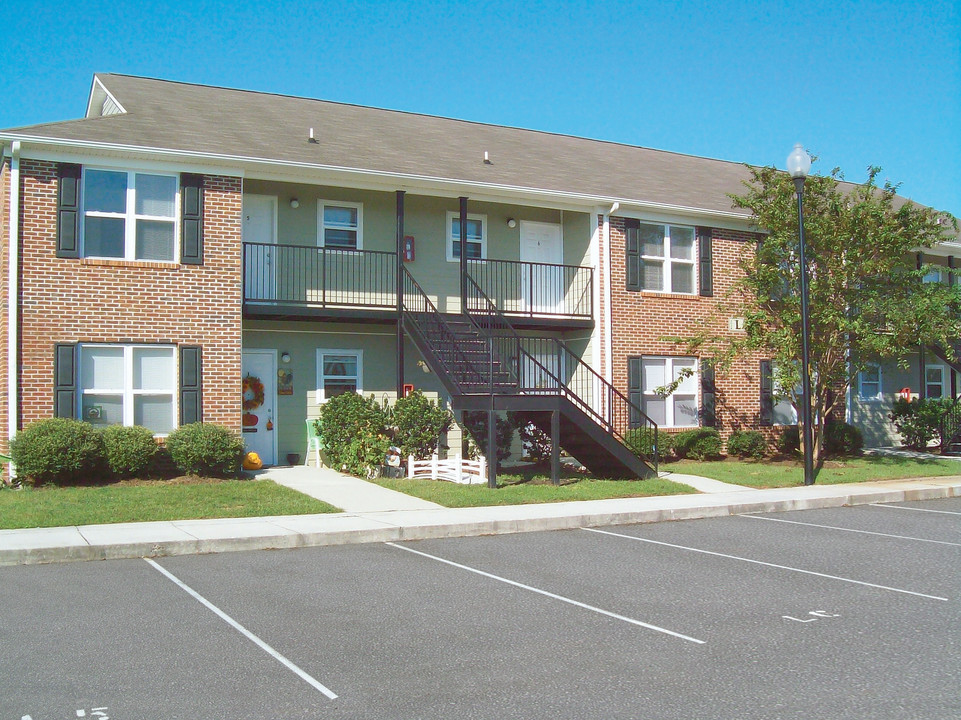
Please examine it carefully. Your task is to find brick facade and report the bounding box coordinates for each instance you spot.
[14,159,243,433]
[607,216,778,441]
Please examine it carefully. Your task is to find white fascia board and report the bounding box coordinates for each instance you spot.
[614,206,755,234]
[1,133,752,226]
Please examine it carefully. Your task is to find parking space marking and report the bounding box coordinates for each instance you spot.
[386,542,705,644]
[870,503,961,516]
[740,513,961,547]
[145,559,338,700]
[583,528,949,602]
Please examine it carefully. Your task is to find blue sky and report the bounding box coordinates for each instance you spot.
[3,0,959,216]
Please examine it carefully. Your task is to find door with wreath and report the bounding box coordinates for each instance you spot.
[241,350,277,465]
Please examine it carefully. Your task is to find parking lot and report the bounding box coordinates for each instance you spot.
[2,497,958,719]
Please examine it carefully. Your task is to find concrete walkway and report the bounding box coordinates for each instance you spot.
[2,463,957,567]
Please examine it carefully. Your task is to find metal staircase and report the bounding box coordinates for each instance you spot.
[401,268,658,479]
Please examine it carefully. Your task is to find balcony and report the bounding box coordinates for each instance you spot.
[243,242,593,326]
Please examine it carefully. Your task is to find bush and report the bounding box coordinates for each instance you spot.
[165,423,245,477]
[10,418,106,486]
[318,392,390,476]
[624,427,673,461]
[390,391,452,459]
[672,428,723,460]
[823,421,864,456]
[889,397,955,450]
[463,411,517,465]
[726,429,768,459]
[101,424,158,479]
[776,425,800,456]
[518,421,552,463]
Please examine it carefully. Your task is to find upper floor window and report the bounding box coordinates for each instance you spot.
[79,344,176,434]
[318,201,363,249]
[626,222,697,294]
[447,212,487,262]
[82,170,177,261]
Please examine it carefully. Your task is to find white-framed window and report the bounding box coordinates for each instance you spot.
[316,349,363,402]
[923,267,946,284]
[858,364,882,401]
[446,212,487,262]
[318,201,363,250]
[926,366,944,398]
[637,222,696,294]
[637,356,698,428]
[79,344,176,434]
[82,169,178,261]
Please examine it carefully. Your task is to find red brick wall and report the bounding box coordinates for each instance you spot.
[16,159,243,432]
[607,217,777,441]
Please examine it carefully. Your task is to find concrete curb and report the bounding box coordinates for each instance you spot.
[1,478,958,566]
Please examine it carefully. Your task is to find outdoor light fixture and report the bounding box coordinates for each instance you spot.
[281,352,291,364]
[289,199,300,209]
[787,142,815,486]
[507,218,517,228]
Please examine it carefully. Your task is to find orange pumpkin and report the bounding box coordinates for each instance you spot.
[242,451,263,470]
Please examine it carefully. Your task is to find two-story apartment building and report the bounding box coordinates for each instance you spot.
[0,74,953,480]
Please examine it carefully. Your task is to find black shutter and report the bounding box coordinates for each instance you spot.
[701,360,716,427]
[628,356,643,427]
[180,174,204,265]
[625,219,641,291]
[179,346,203,425]
[697,227,713,297]
[56,164,82,258]
[54,343,77,418]
[759,360,773,427]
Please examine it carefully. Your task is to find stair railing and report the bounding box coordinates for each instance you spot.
[938,397,961,452]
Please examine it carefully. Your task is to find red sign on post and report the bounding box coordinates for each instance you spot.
[898,387,912,401]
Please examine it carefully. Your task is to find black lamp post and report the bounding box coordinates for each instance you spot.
[786,143,815,486]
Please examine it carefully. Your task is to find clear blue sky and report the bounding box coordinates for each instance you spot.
[3,0,959,216]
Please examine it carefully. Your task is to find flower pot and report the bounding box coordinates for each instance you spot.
[287,453,300,466]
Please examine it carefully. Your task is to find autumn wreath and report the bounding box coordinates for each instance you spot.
[243,374,265,410]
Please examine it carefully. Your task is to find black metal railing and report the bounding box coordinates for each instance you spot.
[467,258,593,319]
[938,398,961,452]
[243,242,395,309]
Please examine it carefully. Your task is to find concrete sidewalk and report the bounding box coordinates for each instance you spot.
[2,464,958,567]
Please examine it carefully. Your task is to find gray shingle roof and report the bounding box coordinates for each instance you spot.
[3,74,764,217]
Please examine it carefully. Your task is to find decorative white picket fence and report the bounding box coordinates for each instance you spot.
[408,453,487,484]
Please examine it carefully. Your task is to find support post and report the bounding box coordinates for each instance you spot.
[459,196,469,314]
[396,190,406,399]
[551,408,560,486]
[487,405,497,488]
[919,347,926,400]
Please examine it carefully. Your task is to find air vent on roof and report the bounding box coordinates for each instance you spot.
[308,127,317,144]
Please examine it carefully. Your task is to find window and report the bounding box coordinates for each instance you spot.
[627,222,696,293]
[923,267,946,284]
[79,345,176,434]
[318,201,363,249]
[82,169,178,261]
[926,366,944,399]
[446,212,486,262]
[316,350,362,402]
[632,356,698,428]
[858,364,882,401]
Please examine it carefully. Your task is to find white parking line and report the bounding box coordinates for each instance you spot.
[386,542,705,644]
[582,528,949,602]
[739,513,961,547]
[870,503,961,516]
[145,558,338,700]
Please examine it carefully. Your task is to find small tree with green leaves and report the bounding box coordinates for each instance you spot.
[389,390,452,459]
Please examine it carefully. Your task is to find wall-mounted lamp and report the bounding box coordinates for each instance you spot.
[280,352,291,364]
[507,218,517,228]
[289,199,300,209]
[416,359,431,374]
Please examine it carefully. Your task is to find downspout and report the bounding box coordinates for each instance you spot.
[6,141,20,479]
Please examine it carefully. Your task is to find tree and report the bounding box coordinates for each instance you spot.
[682,163,960,471]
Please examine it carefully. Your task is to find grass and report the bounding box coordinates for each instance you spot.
[374,465,695,507]
[0,477,338,530]
[670,455,961,488]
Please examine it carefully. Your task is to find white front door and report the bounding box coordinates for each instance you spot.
[520,221,564,314]
[243,195,278,300]
[241,350,277,465]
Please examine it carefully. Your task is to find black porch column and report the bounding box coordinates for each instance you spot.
[487,404,497,488]
[550,409,560,486]
[396,190,406,400]
[919,347,926,399]
[459,196,469,314]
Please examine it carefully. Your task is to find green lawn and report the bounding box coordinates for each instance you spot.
[0,478,338,530]
[670,455,961,488]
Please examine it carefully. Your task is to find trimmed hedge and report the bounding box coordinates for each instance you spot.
[726,429,768,459]
[10,418,107,486]
[101,424,158,479]
[165,423,245,477]
[671,428,723,460]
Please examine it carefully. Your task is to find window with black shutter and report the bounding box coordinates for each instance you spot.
[54,343,78,418]
[701,360,716,427]
[697,227,713,297]
[180,174,204,264]
[759,360,773,427]
[180,346,203,425]
[56,164,82,258]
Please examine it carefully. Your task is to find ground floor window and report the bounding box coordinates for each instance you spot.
[79,344,176,434]
[316,349,362,402]
[629,356,698,428]
[858,364,882,401]
[925,365,944,399]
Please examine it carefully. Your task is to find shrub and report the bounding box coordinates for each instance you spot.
[10,418,106,486]
[318,392,390,476]
[390,391,452,459]
[726,430,768,459]
[624,427,673,461]
[101,424,158,479]
[518,421,552,463]
[776,425,800,456]
[463,411,517,465]
[165,423,245,477]
[823,420,864,456]
[672,428,723,460]
[889,397,954,450]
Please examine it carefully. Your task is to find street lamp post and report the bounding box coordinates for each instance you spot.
[786,143,815,486]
